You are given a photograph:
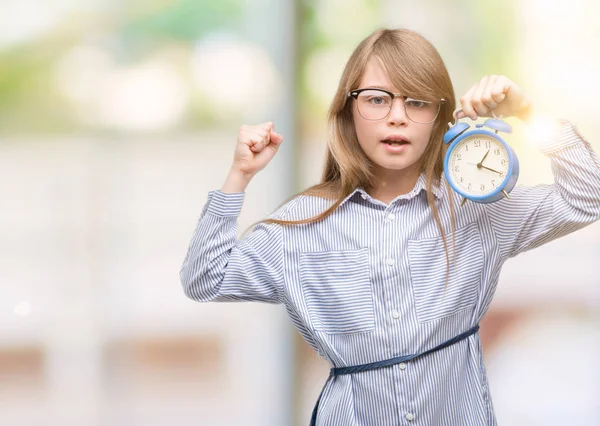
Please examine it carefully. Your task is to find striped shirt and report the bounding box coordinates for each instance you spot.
[180,121,600,425]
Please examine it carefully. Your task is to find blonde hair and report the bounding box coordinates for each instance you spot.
[257,28,457,283]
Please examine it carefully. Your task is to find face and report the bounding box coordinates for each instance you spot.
[352,57,436,182]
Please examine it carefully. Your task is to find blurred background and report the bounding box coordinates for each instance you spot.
[0,0,599,425]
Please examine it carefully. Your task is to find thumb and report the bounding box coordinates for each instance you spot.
[269,130,283,147]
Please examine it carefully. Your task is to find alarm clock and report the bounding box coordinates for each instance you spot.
[443,109,519,204]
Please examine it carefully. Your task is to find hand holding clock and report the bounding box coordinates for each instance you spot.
[455,75,533,122]
[443,75,524,204]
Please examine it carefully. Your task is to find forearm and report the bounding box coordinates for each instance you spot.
[221,168,254,193]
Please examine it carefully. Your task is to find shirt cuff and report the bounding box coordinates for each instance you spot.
[538,120,585,155]
[203,190,246,217]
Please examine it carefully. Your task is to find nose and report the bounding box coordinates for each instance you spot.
[387,97,408,125]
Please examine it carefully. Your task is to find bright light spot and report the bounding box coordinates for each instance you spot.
[192,33,282,120]
[525,115,562,148]
[14,301,31,317]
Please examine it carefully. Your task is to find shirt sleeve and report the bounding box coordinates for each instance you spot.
[486,120,600,259]
[179,190,284,304]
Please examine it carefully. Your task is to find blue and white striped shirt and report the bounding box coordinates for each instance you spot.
[181,121,600,426]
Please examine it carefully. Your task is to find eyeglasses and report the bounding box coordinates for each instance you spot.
[348,88,445,123]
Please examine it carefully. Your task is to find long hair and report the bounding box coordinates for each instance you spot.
[257,28,457,284]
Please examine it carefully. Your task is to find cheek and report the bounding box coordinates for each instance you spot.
[417,125,435,148]
[353,114,376,146]
[353,112,367,146]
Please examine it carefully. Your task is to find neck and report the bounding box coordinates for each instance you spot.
[368,167,421,204]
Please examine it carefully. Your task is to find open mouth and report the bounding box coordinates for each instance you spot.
[382,139,409,146]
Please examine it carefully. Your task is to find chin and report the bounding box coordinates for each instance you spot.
[374,156,418,172]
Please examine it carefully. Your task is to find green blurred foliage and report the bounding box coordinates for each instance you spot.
[0,0,244,135]
[0,40,76,134]
[123,0,241,41]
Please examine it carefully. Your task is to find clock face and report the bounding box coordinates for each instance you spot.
[447,134,510,197]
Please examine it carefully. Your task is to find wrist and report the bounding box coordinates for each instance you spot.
[221,168,253,193]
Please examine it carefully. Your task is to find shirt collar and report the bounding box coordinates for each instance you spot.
[339,173,444,208]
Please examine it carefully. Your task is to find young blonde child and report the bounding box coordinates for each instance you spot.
[180,28,600,425]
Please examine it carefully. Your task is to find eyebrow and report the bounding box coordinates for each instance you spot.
[362,85,393,91]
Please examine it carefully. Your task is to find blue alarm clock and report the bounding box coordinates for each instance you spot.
[443,109,519,204]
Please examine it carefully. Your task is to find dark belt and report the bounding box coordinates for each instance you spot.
[309,324,480,426]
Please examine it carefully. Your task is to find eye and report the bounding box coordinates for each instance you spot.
[405,99,430,108]
[367,96,390,105]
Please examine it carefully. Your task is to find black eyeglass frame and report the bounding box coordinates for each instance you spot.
[347,88,446,123]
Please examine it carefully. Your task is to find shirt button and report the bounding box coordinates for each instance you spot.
[386,258,395,266]
[361,193,368,199]
[392,310,400,319]
[406,413,415,421]
[387,213,395,221]
[399,363,407,370]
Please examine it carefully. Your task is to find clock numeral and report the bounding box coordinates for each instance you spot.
[460,177,464,183]
[467,183,472,190]
[474,140,481,148]
[454,165,460,172]
[485,140,491,148]
[494,149,500,155]
[491,180,497,187]
[456,154,462,161]
[465,144,469,151]
[480,184,485,191]
[501,159,507,166]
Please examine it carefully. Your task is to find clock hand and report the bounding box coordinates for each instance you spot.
[480,165,503,175]
[477,150,490,168]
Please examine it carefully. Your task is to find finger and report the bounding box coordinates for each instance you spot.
[250,129,270,148]
[245,134,265,152]
[242,122,273,139]
[454,109,467,120]
[471,76,491,117]
[259,121,274,134]
[481,75,500,111]
[459,84,478,120]
[488,75,508,105]
[269,130,283,147]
